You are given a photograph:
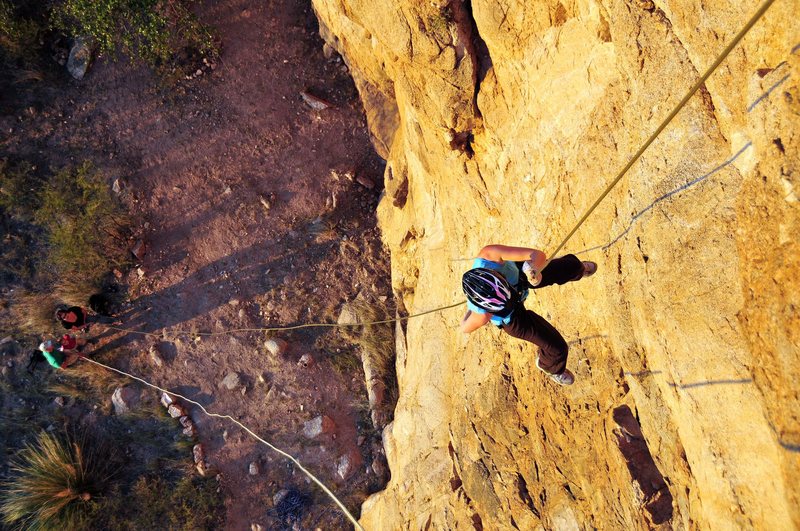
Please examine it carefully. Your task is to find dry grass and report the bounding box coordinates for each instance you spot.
[48,362,128,409]
[342,298,395,382]
[52,275,103,308]
[9,289,59,336]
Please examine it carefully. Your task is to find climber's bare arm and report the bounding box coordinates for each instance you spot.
[477,244,547,271]
[460,310,492,333]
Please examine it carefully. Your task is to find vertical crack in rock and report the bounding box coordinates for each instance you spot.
[612,405,674,525]
[516,473,542,518]
[462,0,493,119]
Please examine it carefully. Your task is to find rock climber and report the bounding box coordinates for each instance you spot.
[460,244,596,386]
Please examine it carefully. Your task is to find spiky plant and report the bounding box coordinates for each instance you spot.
[0,431,115,530]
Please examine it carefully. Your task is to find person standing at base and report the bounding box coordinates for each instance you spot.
[460,244,597,386]
[54,305,116,332]
[37,338,83,370]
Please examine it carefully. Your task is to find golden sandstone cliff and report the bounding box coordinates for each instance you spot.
[311,0,799,528]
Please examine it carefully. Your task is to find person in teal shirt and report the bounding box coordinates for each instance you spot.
[461,244,596,386]
[38,338,82,369]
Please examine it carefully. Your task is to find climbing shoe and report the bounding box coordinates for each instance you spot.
[547,369,575,386]
[536,357,575,386]
[582,261,597,278]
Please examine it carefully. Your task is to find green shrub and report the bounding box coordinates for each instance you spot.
[0,431,117,530]
[0,158,43,219]
[34,161,129,295]
[51,0,216,69]
[0,0,42,59]
[91,475,225,530]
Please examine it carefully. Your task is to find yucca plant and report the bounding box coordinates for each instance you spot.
[0,431,116,530]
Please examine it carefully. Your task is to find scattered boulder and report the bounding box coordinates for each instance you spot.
[161,392,175,408]
[336,303,359,326]
[273,489,289,506]
[67,37,93,80]
[168,403,187,418]
[149,345,164,367]
[130,239,147,261]
[300,90,332,110]
[54,396,65,407]
[356,174,375,189]
[303,415,336,439]
[249,461,259,475]
[264,338,288,357]
[371,454,389,480]
[0,337,20,356]
[111,386,140,415]
[193,443,205,464]
[251,525,264,531]
[336,453,354,480]
[297,354,314,368]
[112,178,122,194]
[219,371,241,390]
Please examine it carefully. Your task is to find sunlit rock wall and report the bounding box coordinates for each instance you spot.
[312,0,799,528]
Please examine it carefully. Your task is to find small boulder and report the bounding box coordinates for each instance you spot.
[160,392,175,408]
[111,386,140,415]
[149,345,164,367]
[355,175,375,190]
[297,354,314,368]
[300,90,332,111]
[336,453,354,480]
[0,337,20,356]
[130,239,147,261]
[219,372,241,390]
[192,444,205,464]
[67,37,93,80]
[371,454,389,480]
[336,303,359,326]
[264,338,287,357]
[54,396,66,407]
[251,525,264,531]
[168,403,186,418]
[303,415,336,439]
[249,461,259,475]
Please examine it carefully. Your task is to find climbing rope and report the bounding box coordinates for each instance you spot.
[80,357,365,531]
[546,0,778,261]
[102,300,466,338]
[81,1,780,527]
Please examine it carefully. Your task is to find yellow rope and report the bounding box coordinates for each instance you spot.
[80,357,365,531]
[546,0,778,261]
[103,300,466,338]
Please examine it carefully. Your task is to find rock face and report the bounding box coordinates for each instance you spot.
[312,0,799,529]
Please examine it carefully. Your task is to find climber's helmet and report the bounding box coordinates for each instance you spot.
[462,268,517,314]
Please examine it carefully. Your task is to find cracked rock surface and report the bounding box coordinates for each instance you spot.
[312,0,799,528]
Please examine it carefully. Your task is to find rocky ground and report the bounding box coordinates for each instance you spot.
[2,0,393,528]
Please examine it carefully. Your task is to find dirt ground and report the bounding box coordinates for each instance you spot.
[2,1,392,529]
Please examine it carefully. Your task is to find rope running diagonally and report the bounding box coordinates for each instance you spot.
[83,1,779,527]
[80,357,366,531]
[545,0,778,262]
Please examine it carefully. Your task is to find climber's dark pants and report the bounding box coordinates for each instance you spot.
[500,254,584,375]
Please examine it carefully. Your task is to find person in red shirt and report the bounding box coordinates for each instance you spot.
[54,306,116,332]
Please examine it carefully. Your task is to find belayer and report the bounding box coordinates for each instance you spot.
[460,244,596,386]
[55,305,116,332]
[36,335,86,370]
